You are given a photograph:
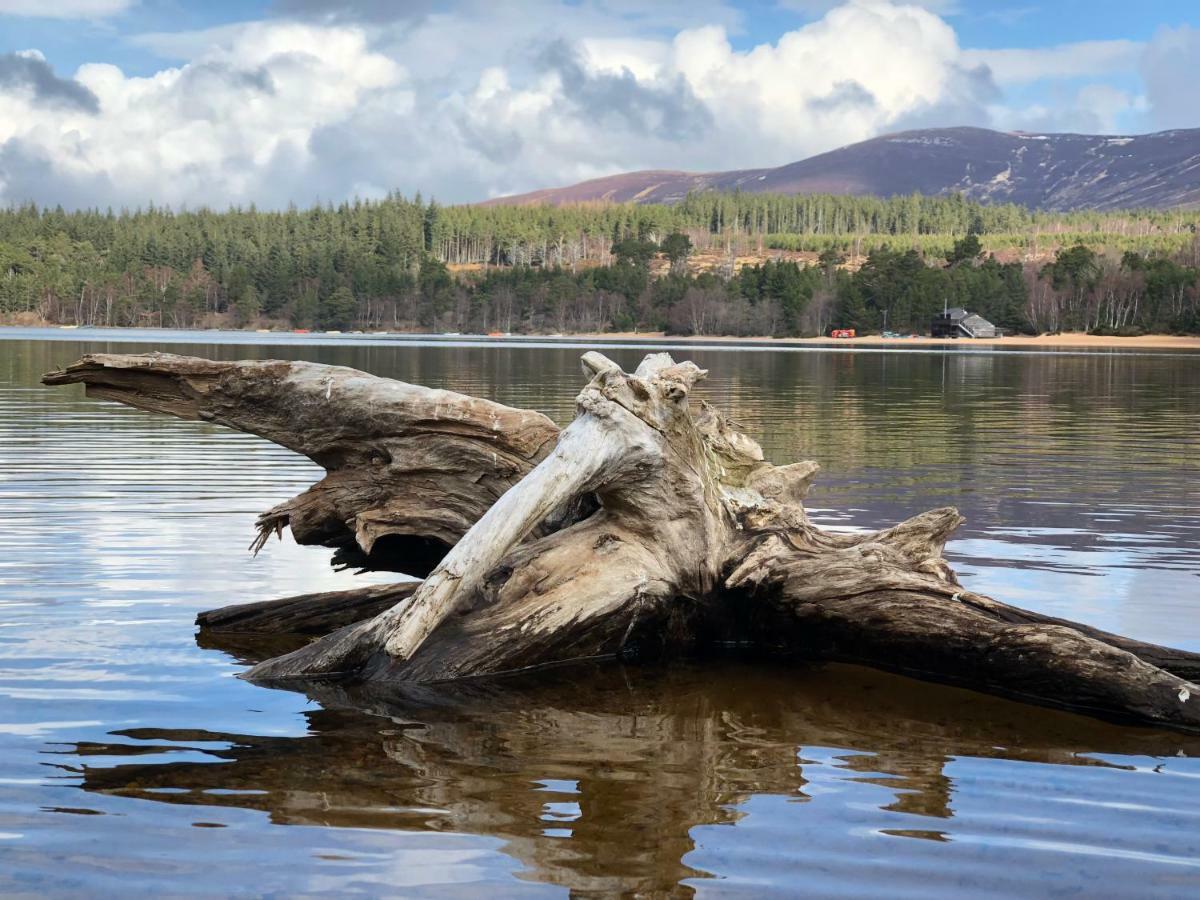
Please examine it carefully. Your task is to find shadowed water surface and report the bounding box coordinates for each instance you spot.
[1,330,1199,896]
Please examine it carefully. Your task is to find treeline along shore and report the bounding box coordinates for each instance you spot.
[3,192,1199,338]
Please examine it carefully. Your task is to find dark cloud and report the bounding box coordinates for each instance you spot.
[163,62,276,123]
[449,114,525,167]
[536,40,712,142]
[179,62,274,97]
[0,53,99,113]
[181,62,276,94]
[0,137,115,208]
[808,80,876,114]
[887,63,998,131]
[271,0,437,24]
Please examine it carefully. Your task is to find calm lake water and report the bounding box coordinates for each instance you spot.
[2,328,1200,897]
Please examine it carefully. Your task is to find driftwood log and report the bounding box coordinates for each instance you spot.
[44,350,1200,732]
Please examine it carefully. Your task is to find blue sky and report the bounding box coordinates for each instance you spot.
[6,1,1191,71]
[0,0,1197,208]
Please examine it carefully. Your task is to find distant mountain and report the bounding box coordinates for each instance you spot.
[482,127,1200,211]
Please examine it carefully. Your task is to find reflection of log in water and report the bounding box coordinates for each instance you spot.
[54,663,1200,896]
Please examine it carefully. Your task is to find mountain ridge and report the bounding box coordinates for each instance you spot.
[481,126,1200,211]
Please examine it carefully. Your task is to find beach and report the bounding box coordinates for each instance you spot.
[7,323,1200,351]
[548,330,1200,351]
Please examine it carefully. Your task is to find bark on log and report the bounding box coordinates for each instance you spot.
[43,350,1200,732]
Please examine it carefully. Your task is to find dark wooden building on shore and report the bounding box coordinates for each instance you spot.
[931,307,1000,338]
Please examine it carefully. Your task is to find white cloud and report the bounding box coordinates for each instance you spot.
[0,0,133,18]
[0,22,405,207]
[577,37,671,80]
[0,0,1159,209]
[665,3,993,154]
[962,40,1142,86]
[0,1,1009,208]
[1140,24,1200,130]
[989,83,1136,135]
[405,1,998,197]
[1073,84,1137,133]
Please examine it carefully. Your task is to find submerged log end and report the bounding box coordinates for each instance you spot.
[197,582,418,636]
[242,618,390,683]
[779,588,1200,732]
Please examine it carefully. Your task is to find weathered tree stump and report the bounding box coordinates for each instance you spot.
[44,350,1200,731]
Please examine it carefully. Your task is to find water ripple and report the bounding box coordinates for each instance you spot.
[1,334,1199,896]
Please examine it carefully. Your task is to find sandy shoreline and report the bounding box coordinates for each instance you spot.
[568,331,1200,350]
[4,324,1199,351]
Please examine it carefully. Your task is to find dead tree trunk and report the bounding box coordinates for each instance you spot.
[44,351,1200,731]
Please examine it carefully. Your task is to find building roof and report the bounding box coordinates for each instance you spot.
[962,314,994,331]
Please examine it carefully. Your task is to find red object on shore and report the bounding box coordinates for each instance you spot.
[830,328,856,339]
[293,329,310,334]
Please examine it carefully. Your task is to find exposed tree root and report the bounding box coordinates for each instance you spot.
[44,350,1200,731]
